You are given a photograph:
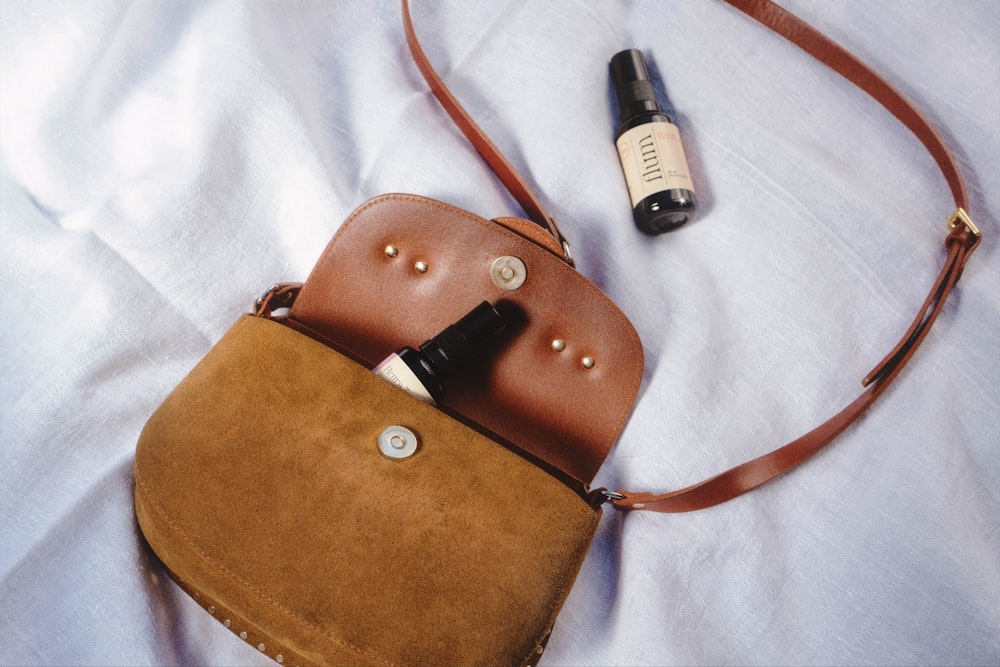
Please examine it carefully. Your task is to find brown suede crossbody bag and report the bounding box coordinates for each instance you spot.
[133,1,981,665]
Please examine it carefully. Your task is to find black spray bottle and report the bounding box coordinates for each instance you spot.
[373,301,507,405]
[610,49,697,233]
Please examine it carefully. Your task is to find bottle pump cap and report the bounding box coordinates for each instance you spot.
[610,49,662,121]
[419,302,506,379]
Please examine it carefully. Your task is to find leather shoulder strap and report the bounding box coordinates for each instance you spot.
[401,0,982,512]
[609,226,977,512]
[726,0,968,209]
[401,0,574,265]
[608,0,980,512]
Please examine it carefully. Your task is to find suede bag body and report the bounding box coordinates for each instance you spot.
[136,315,603,667]
[135,197,644,666]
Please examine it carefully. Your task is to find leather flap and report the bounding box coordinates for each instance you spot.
[289,194,644,484]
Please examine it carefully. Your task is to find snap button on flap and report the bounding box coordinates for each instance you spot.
[378,425,418,459]
[491,256,527,290]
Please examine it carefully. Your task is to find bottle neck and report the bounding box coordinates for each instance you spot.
[616,111,674,137]
[616,80,662,120]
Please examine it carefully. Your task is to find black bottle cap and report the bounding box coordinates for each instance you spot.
[419,302,507,380]
[610,49,662,121]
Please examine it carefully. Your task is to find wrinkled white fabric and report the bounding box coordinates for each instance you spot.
[2,1,998,665]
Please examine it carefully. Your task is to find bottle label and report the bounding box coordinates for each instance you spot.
[374,353,437,405]
[616,121,694,208]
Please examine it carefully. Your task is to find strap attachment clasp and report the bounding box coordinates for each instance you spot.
[948,207,981,250]
[253,283,302,318]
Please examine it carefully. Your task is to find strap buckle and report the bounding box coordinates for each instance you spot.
[948,208,981,249]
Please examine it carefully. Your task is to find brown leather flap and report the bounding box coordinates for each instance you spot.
[289,194,644,484]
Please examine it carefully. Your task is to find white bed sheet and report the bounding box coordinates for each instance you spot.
[2,1,998,665]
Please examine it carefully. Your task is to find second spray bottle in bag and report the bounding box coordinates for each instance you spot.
[374,301,507,406]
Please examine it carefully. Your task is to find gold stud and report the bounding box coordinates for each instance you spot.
[415,260,428,273]
[384,245,398,258]
[581,356,595,369]
[551,339,566,352]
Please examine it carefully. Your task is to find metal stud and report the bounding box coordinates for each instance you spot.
[581,356,596,369]
[223,619,232,628]
[551,339,566,352]
[415,260,428,273]
[276,656,284,664]
[239,631,248,641]
[384,245,399,258]
[207,606,215,615]
[258,644,266,652]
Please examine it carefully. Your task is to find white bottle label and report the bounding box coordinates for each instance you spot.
[374,353,436,405]
[616,121,694,208]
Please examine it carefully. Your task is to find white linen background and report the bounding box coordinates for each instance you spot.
[1,0,997,665]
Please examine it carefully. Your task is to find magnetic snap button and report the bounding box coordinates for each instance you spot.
[378,425,418,459]
[490,256,527,291]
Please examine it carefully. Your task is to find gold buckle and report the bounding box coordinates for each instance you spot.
[948,208,981,247]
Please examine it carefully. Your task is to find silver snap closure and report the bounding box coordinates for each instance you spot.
[378,425,418,459]
[491,256,527,291]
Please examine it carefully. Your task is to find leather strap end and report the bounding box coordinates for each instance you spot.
[862,214,981,388]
